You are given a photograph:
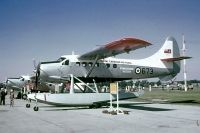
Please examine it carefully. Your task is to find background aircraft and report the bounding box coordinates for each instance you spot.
[6,75,57,99]
[6,75,31,91]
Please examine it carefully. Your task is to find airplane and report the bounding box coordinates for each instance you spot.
[26,36,191,111]
[6,75,31,91]
[6,75,57,99]
[5,75,32,99]
[36,36,191,83]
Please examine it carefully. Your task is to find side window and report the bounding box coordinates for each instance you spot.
[106,64,110,68]
[88,62,93,67]
[62,60,69,65]
[113,64,117,68]
[82,62,87,67]
[76,62,80,66]
[95,63,99,67]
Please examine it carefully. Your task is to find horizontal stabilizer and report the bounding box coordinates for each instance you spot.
[161,56,191,62]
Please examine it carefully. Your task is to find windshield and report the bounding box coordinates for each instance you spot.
[41,57,66,64]
[57,57,66,62]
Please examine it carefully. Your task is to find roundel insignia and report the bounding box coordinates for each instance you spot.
[135,67,141,74]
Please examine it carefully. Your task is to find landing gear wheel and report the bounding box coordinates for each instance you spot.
[26,104,30,108]
[22,94,27,100]
[33,106,39,111]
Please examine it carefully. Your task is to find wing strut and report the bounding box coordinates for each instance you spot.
[85,55,99,78]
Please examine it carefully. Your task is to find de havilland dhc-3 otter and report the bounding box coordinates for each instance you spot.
[4,36,190,111]
[37,36,189,83]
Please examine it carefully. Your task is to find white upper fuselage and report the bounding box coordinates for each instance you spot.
[39,54,174,83]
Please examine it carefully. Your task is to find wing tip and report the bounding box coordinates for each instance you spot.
[106,37,152,49]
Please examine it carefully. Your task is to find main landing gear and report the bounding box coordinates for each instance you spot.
[26,103,30,108]
[25,93,39,111]
[33,106,39,111]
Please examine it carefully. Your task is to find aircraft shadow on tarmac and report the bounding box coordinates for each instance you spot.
[167,100,200,104]
[39,106,99,111]
[113,103,174,111]
[38,102,174,112]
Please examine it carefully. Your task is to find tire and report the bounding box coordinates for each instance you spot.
[33,106,39,111]
[26,104,30,108]
[22,94,27,100]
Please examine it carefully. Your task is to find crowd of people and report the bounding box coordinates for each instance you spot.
[0,88,14,107]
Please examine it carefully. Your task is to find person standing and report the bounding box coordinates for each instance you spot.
[1,88,6,105]
[10,89,14,107]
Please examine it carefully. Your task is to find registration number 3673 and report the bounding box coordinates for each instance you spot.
[135,67,153,74]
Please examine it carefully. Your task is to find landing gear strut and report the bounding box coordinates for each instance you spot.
[33,94,39,111]
[26,98,31,108]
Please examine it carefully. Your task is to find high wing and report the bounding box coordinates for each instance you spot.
[78,38,152,60]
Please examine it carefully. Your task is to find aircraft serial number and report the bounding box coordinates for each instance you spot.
[135,67,153,74]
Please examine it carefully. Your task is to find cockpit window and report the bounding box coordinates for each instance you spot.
[57,57,66,62]
[41,57,66,64]
[62,60,69,65]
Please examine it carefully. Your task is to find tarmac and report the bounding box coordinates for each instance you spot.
[0,97,200,133]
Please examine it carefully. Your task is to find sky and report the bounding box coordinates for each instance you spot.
[0,0,200,82]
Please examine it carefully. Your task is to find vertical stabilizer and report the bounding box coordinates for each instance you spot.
[151,37,181,81]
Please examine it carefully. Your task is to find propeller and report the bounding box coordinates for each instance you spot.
[33,59,41,90]
[35,62,41,90]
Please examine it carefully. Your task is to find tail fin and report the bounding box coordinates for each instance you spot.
[150,37,181,81]
[157,37,181,62]
[153,37,191,81]
[160,37,191,62]
[135,36,191,81]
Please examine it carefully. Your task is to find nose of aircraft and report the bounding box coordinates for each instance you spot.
[37,63,49,82]
[5,79,12,87]
[39,62,60,83]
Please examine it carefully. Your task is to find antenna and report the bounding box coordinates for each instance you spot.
[182,34,187,92]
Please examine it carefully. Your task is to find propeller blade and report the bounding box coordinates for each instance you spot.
[35,62,41,89]
[33,58,37,69]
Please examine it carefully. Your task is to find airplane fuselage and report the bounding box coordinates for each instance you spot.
[6,76,31,91]
[40,55,176,83]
